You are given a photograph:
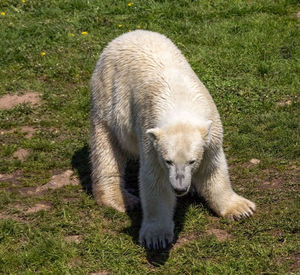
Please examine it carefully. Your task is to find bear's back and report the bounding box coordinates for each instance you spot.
[103,30,186,67]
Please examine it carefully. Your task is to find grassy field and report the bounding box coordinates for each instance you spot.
[0,0,299,274]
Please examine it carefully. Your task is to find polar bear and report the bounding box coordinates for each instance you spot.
[90,30,255,249]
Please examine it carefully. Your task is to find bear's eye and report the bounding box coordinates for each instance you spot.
[188,160,196,165]
[165,160,173,166]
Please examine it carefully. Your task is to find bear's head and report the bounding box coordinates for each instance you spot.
[146,121,212,196]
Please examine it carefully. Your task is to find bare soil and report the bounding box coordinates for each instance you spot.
[0,126,36,138]
[64,235,83,244]
[90,271,110,275]
[0,171,22,186]
[173,233,199,249]
[19,170,79,195]
[25,202,52,214]
[206,228,232,242]
[0,92,41,109]
[276,99,292,107]
[35,170,79,193]
[13,149,30,161]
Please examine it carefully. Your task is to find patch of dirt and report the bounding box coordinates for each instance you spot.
[61,197,79,203]
[90,272,110,275]
[20,126,36,138]
[25,202,52,214]
[0,171,22,185]
[0,92,41,110]
[255,168,298,191]
[18,170,79,195]
[64,235,82,244]
[297,11,300,18]
[290,252,300,272]
[173,233,199,249]
[260,178,282,189]
[35,170,79,193]
[269,229,283,237]
[68,257,83,267]
[276,100,292,107]
[278,252,300,272]
[206,227,232,242]
[0,212,26,222]
[0,126,36,138]
[18,187,37,195]
[13,148,30,161]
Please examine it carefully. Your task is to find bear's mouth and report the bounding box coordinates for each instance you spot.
[172,185,190,197]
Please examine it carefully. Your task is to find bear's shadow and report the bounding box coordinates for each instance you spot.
[72,145,208,266]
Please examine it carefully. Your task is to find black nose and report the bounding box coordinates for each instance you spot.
[173,187,187,196]
[176,174,184,180]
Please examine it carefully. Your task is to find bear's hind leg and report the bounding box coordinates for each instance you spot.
[90,121,139,212]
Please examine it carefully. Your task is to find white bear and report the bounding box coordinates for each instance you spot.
[90,30,256,250]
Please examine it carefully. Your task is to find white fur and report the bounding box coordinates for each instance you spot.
[90,30,256,249]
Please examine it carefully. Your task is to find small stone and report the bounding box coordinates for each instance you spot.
[250,158,260,165]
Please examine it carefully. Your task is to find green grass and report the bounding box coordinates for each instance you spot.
[0,0,299,274]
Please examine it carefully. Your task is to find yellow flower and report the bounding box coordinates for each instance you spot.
[118,24,123,28]
[1,12,5,16]
[22,0,26,3]
[40,52,46,56]
[137,25,141,29]
[70,33,75,37]
[81,31,88,35]
[128,2,133,6]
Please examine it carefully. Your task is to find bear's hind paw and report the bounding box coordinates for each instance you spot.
[123,191,140,211]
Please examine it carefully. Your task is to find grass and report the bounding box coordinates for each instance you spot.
[0,0,299,274]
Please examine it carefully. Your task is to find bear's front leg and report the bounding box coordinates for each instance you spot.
[90,120,139,212]
[195,149,256,220]
[139,165,176,250]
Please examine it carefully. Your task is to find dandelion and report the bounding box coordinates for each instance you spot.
[1,12,5,16]
[81,31,88,35]
[22,0,26,3]
[118,24,123,28]
[128,2,133,7]
[137,25,141,29]
[70,33,75,37]
[40,52,46,56]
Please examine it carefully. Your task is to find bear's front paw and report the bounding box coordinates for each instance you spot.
[220,194,256,220]
[139,221,174,250]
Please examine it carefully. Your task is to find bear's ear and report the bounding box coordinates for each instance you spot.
[146,128,161,142]
[198,120,212,145]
